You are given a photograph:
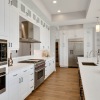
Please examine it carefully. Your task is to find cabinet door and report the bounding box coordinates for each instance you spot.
[9,6,19,50]
[0,0,5,36]
[8,72,20,100]
[20,68,30,100]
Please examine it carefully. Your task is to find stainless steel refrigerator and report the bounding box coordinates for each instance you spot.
[68,38,84,67]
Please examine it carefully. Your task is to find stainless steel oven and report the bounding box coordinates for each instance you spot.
[35,66,45,89]
[0,39,7,65]
[0,67,6,94]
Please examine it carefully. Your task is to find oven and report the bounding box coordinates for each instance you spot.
[0,39,7,65]
[0,67,6,94]
[34,63,45,89]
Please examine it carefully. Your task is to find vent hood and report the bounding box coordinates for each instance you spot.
[20,21,41,43]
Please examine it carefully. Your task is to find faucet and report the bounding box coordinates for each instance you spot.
[88,50,95,58]
[88,50,100,64]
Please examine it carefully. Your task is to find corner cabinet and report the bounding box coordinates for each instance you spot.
[9,0,19,50]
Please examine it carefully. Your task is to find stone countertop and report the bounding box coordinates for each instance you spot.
[8,63,34,73]
[78,57,100,100]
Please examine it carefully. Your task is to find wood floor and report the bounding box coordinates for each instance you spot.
[26,67,80,100]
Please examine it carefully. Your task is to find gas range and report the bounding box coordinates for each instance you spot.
[19,59,45,69]
[19,59,45,89]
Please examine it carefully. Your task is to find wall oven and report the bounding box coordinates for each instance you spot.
[0,39,7,65]
[0,67,6,94]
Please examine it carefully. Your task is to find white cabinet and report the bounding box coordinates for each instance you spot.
[45,57,55,79]
[8,70,20,100]
[9,0,19,50]
[0,0,5,36]
[19,1,32,20]
[0,0,9,38]
[8,65,34,100]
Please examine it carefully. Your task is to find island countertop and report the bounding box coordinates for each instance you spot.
[78,57,100,100]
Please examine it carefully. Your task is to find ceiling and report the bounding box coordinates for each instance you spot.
[31,0,100,26]
[42,0,91,14]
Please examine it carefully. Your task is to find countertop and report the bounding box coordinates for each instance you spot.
[78,57,100,100]
[8,56,55,73]
[8,63,34,73]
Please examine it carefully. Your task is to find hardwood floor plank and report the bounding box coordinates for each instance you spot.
[25,67,80,100]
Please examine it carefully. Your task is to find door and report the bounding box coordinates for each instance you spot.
[20,68,29,100]
[8,72,20,100]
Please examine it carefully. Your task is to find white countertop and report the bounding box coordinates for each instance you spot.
[78,57,100,100]
[8,56,55,73]
[8,63,34,73]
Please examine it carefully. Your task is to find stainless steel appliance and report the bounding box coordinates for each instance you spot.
[68,38,84,67]
[0,39,7,65]
[19,59,45,89]
[0,67,6,94]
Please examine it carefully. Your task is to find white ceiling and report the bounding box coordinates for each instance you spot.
[42,0,91,14]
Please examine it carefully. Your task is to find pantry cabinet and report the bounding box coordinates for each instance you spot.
[8,65,34,100]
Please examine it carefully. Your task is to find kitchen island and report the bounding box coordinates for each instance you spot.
[78,57,100,100]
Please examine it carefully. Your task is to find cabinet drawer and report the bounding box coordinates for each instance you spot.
[9,71,20,81]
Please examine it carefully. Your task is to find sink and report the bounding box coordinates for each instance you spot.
[82,62,97,66]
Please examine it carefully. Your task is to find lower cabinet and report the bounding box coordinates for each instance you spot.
[45,57,55,79]
[8,65,34,100]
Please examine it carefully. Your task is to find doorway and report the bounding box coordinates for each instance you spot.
[55,41,59,67]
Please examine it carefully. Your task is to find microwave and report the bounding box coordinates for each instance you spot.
[0,39,7,65]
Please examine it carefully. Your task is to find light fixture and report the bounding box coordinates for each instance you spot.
[96,17,100,32]
[53,0,57,4]
[57,10,61,13]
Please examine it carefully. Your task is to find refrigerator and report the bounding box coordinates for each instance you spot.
[68,38,84,67]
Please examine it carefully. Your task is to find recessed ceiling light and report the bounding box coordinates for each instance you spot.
[53,0,57,4]
[57,10,61,13]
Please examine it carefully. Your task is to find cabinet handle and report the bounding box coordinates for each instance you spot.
[21,77,23,82]
[13,74,18,77]
[9,42,10,47]
[23,70,27,72]
[11,43,12,47]
[19,78,21,83]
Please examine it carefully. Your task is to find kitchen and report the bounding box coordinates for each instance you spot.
[0,0,100,100]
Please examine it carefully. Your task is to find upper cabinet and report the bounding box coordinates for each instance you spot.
[0,0,9,38]
[9,0,19,50]
[19,2,32,20]
[0,0,5,36]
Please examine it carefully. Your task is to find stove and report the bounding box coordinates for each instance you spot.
[19,59,45,89]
